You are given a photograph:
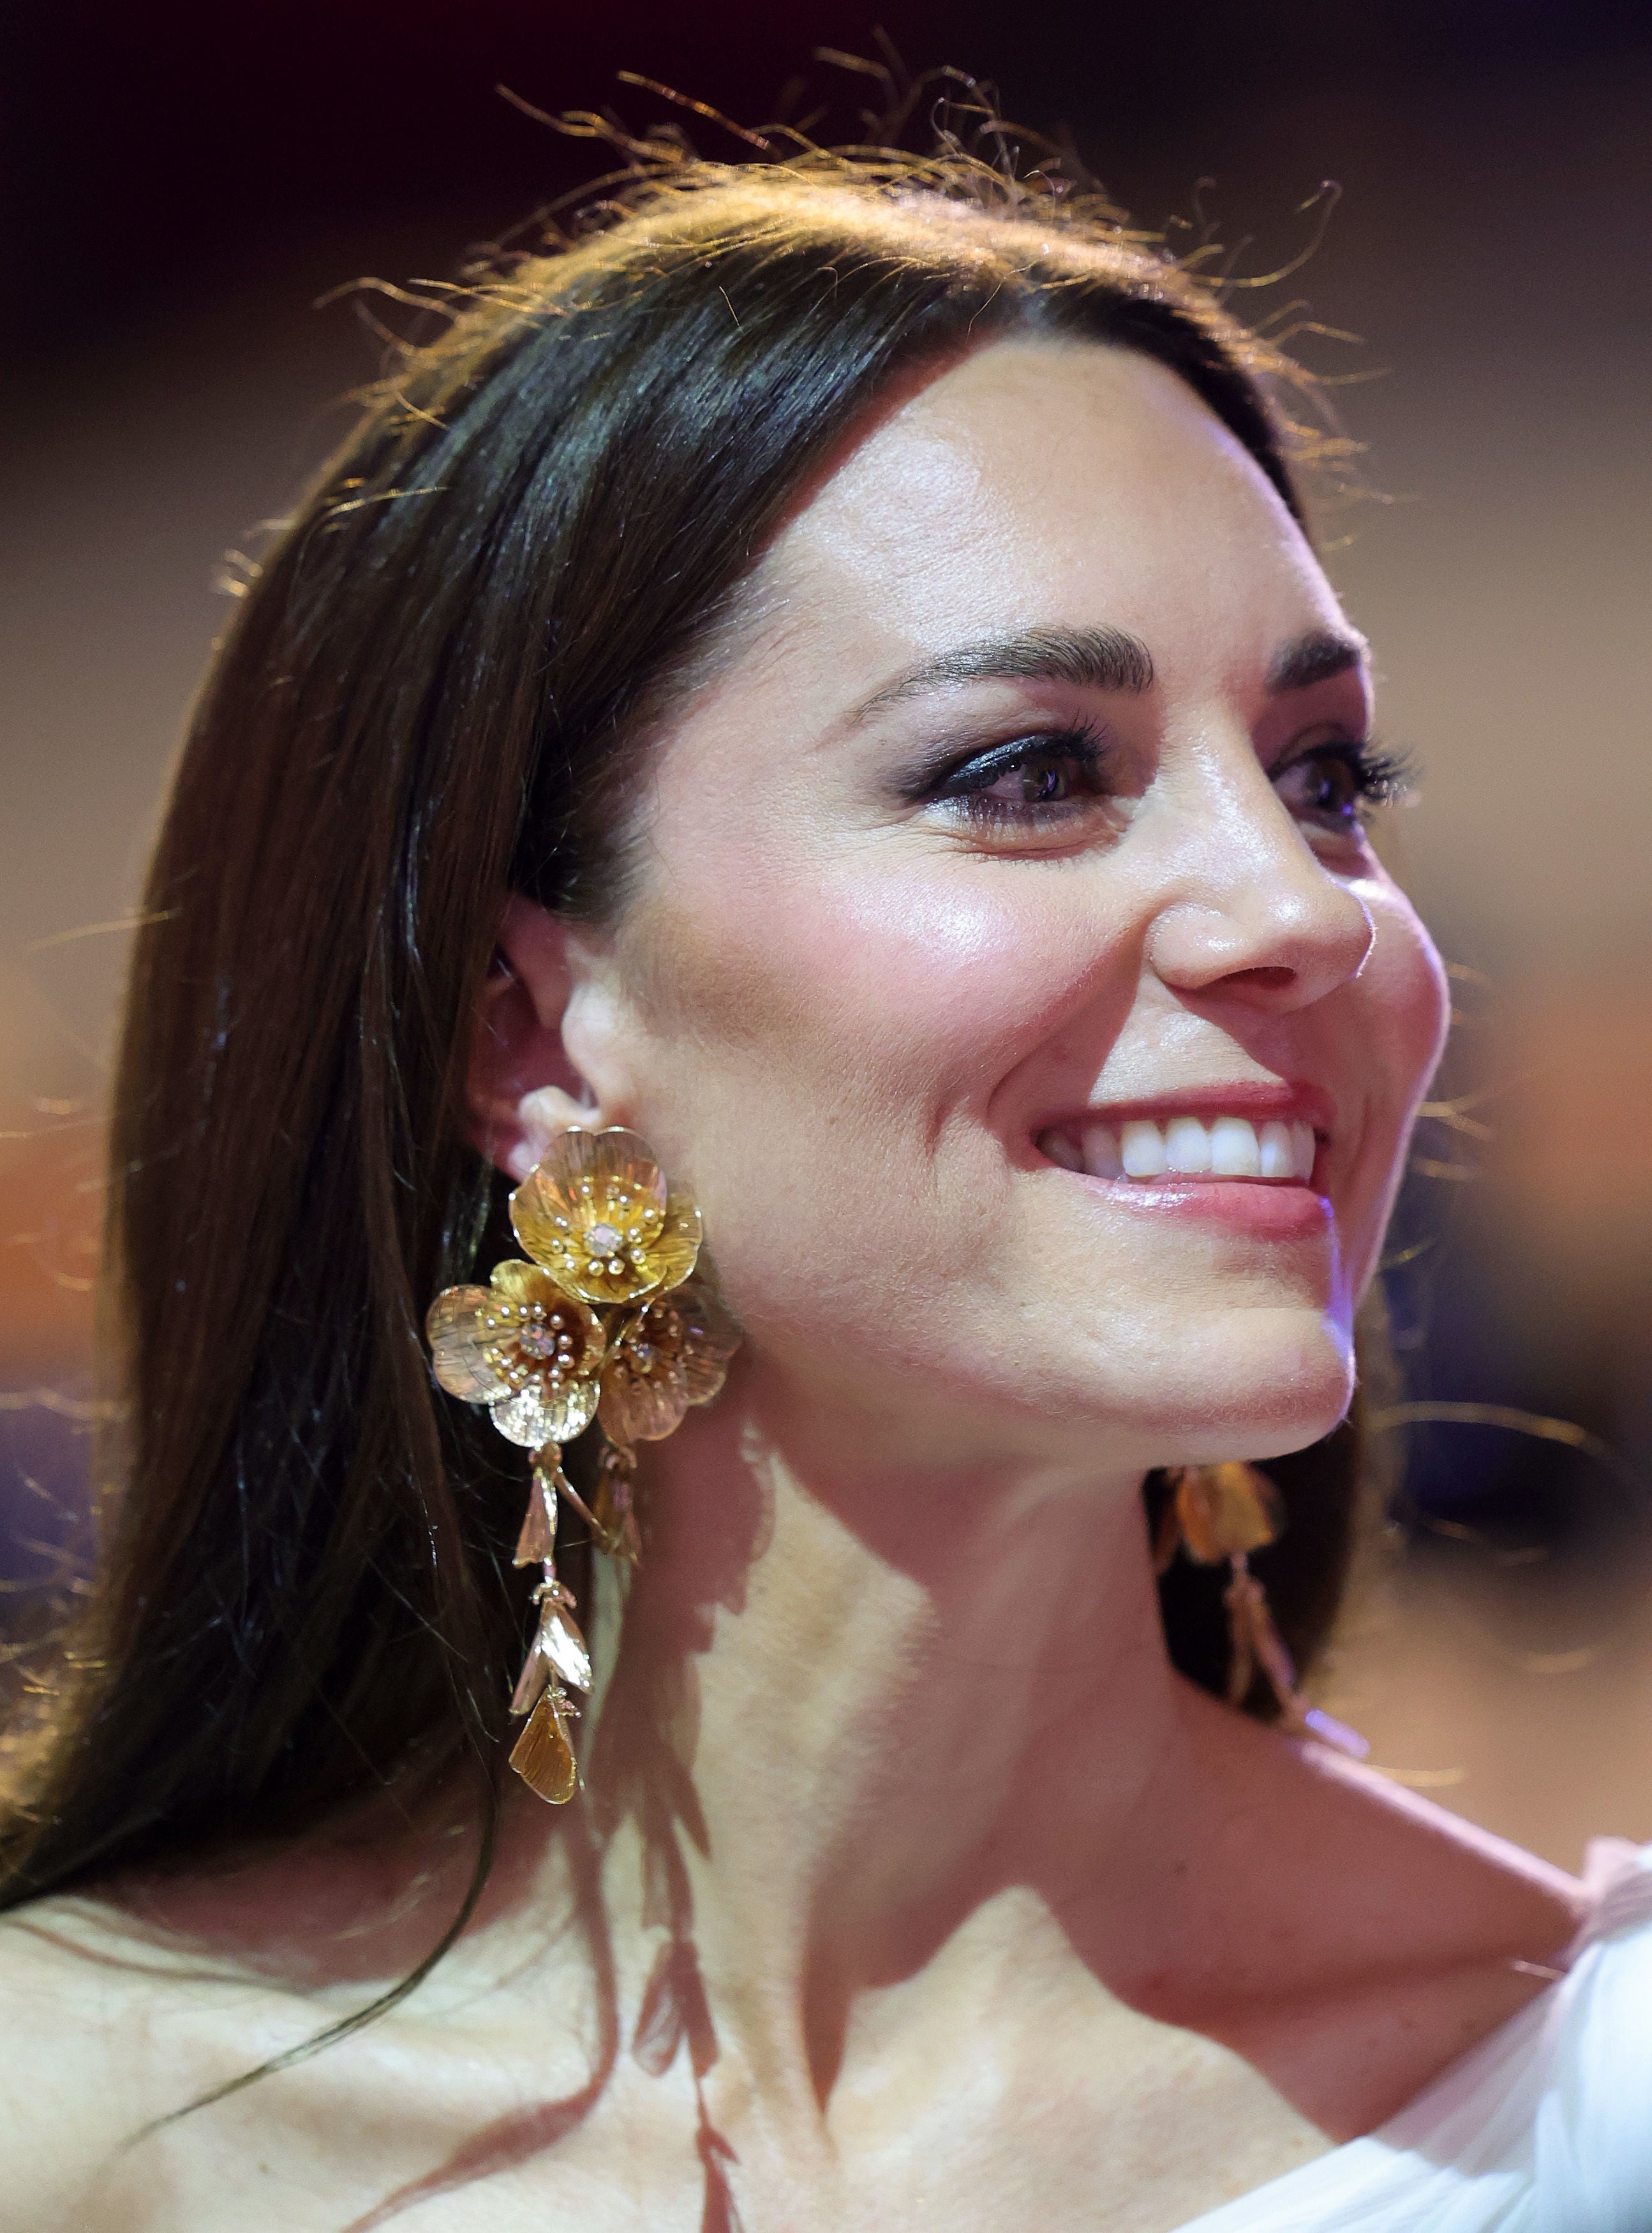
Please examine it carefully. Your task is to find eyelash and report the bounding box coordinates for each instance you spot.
[1271,736,1417,832]
[916,721,1112,826]
[915,727,1415,836]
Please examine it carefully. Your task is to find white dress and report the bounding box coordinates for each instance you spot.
[1180,1839,1652,2232]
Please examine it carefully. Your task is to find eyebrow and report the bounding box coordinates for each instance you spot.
[1265,627,1369,695]
[846,623,1155,725]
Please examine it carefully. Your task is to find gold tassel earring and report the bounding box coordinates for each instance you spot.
[1156,1462,1367,1759]
[426,1127,740,1804]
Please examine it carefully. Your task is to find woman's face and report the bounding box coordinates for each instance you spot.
[578,340,1448,1476]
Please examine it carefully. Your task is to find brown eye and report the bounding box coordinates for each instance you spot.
[1274,746,1363,830]
[925,725,1112,826]
[978,753,1083,805]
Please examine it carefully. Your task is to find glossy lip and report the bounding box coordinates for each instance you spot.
[1092,1176,1333,1241]
[1032,1079,1337,1238]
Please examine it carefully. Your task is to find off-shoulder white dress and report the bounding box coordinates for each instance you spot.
[1180,1839,1652,2232]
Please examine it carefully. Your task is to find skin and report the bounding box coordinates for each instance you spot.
[0,340,1588,2231]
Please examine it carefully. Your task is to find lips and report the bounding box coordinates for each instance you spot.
[1036,1110,1320,1185]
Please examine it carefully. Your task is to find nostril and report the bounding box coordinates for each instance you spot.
[1227,965,1295,993]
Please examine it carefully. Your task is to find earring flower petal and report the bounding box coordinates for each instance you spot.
[509,1127,703,1308]
[427,1285,507,1402]
[597,1272,743,1445]
[426,1261,606,1449]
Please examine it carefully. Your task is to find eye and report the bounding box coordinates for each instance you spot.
[919,723,1113,829]
[970,748,1092,806]
[1272,738,1413,837]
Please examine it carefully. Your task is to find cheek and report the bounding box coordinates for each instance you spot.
[1339,884,1450,1289]
[1366,885,1451,1109]
[634,856,1124,1115]
[618,859,1129,1314]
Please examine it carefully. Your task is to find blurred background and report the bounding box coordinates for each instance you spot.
[3,1,1649,1869]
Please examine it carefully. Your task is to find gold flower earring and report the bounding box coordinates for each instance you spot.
[1156,1463,1367,1758]
[426,1127,740,1804]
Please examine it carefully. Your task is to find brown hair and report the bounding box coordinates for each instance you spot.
[0,139,1365,1946]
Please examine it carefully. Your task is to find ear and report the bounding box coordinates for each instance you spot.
[467,895,613,1183]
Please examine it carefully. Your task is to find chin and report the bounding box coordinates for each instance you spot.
[1133,1303,1357,1468]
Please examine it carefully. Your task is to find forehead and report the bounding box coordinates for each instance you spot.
[759,339,1343,685]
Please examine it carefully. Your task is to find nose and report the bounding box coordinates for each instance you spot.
[1143,762,1375,1013]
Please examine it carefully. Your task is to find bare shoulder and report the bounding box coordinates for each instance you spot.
[0,1849,641,2233]
[1144,1688,1594,2135]
[1296,1727,1589,1964]
[0,1887,432,2231]
[1177,1675,1589,1961]
[0,1891,241,2229]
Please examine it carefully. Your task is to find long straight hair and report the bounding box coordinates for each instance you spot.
[1,148,1366,1923]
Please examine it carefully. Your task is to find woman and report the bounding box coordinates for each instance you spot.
[1,131,1648,2231]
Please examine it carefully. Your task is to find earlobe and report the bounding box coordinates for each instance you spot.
[502,1085,598,1183]
[466,898,600,1182]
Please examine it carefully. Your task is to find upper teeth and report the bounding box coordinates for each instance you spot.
[1038,1115,1316,1183]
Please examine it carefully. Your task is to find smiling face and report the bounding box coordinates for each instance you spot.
[569,339,1448,1478]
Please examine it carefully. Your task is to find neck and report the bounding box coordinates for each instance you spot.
[579,1367,1189,2096]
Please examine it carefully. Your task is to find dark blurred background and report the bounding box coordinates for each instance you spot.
[3,1,1651,1866]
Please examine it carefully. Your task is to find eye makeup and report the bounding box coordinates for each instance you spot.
[1267,735,1417,836]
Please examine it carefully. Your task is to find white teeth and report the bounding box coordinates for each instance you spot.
[1164,1115,1212,1174]
[1258,1120,1294,1179]
[1120,1120,1167,1178]
[1080,1122,1122,1180]
[1210,1116,1261,1177]
[1043,1111,1320,1183]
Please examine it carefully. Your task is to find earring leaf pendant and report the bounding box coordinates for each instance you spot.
[425,1127,740,1804]
[1159,1462,1368,1761]
[510,1684,580,1806]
